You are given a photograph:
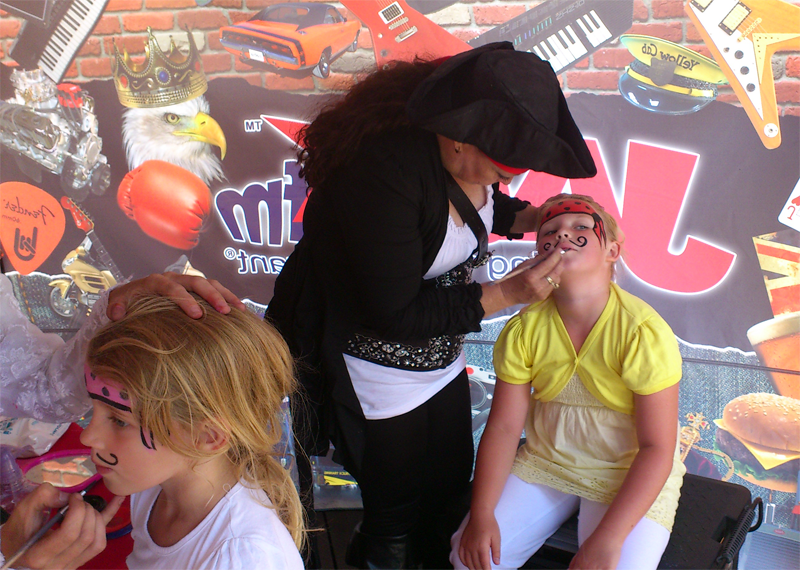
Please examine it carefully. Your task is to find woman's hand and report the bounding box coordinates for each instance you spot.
[458,513,502,570]
[0,483,124,570]
[500,249,565,305]
[107,272,246,320]
[569,531,623,570]
[480,248,564,316]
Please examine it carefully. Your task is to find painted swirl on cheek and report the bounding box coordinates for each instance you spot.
[97,452,119,466]
[542,242,552,252]
[571,236,587,248]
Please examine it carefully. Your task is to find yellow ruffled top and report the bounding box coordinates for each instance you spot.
[495,284,685,530]
[510,374,685,530]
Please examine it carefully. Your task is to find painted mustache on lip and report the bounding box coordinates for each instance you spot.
[542,236,587,251]
[96,452,119,466]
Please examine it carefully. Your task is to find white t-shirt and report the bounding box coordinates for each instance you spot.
[127,482,304,570]
[346,187,494,419]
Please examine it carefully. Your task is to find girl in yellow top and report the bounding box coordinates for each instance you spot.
[451,194,684,570]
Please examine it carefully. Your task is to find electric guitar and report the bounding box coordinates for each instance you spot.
[61,196,125,283]
[685,0,800,149]
[340,0,469,65]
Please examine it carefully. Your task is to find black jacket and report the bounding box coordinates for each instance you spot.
[267,127,528,459]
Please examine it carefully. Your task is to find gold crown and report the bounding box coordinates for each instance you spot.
[113,27,207,109]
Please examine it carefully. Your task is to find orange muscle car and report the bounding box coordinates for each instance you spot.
[219,3,361,78]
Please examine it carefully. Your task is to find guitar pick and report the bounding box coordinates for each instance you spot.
[0,182,66,275]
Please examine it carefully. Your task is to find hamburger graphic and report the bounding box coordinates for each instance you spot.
[715,393,800,493]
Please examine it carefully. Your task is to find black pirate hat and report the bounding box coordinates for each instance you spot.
[407,42,596,179]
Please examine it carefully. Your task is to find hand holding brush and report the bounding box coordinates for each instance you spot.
[0,482,123,570]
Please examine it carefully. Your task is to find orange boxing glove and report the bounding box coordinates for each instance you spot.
[118,160,211,250]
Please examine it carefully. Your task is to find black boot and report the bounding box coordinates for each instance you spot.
[345,523,420,569]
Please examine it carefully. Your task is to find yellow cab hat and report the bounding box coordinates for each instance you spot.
[407,42,597,179]
[618,34,728,115]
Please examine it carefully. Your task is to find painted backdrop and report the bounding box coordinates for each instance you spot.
[1,0,799,531]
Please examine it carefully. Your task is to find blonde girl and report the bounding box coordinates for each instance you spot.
[452,194,685,570]
[80,294,304,569]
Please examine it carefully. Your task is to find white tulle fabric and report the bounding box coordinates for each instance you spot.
[0,274,109,422]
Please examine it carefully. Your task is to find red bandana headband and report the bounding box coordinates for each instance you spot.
[539,199,606,244]
[84,364,157,450]
[487,156,528,176]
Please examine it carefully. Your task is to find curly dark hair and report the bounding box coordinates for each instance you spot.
[298,58,440,190]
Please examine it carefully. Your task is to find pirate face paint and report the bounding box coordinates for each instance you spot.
[96,452,119,466]
[84,365,132,411]
[536,204,621,282]
[80,366,192,497]
[84,365,156,450]
[537,212,598,254]
[539,199,606,246]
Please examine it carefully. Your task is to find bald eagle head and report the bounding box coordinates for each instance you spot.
[122,95,227,185]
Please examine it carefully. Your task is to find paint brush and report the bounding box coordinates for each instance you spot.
[0,479,100,570]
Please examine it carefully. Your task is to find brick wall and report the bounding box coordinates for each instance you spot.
[1,0,798,115]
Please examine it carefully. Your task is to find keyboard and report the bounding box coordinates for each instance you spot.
[10,0,110,84]
[469,0,633,74]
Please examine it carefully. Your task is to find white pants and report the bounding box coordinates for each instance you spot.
[450,475,670,570]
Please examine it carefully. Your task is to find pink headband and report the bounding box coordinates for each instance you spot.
[84,364,131,411]
[84,364,156,450]
[539,199,606,244]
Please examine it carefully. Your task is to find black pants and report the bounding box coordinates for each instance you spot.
[343,370,474,569]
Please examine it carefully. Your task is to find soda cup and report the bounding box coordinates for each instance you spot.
[747,312,800,400]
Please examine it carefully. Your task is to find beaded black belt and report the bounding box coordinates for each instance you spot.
[345,332,464,371]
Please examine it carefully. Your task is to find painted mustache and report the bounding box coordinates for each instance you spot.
[96,452,119,466]
[542,236,587,251]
